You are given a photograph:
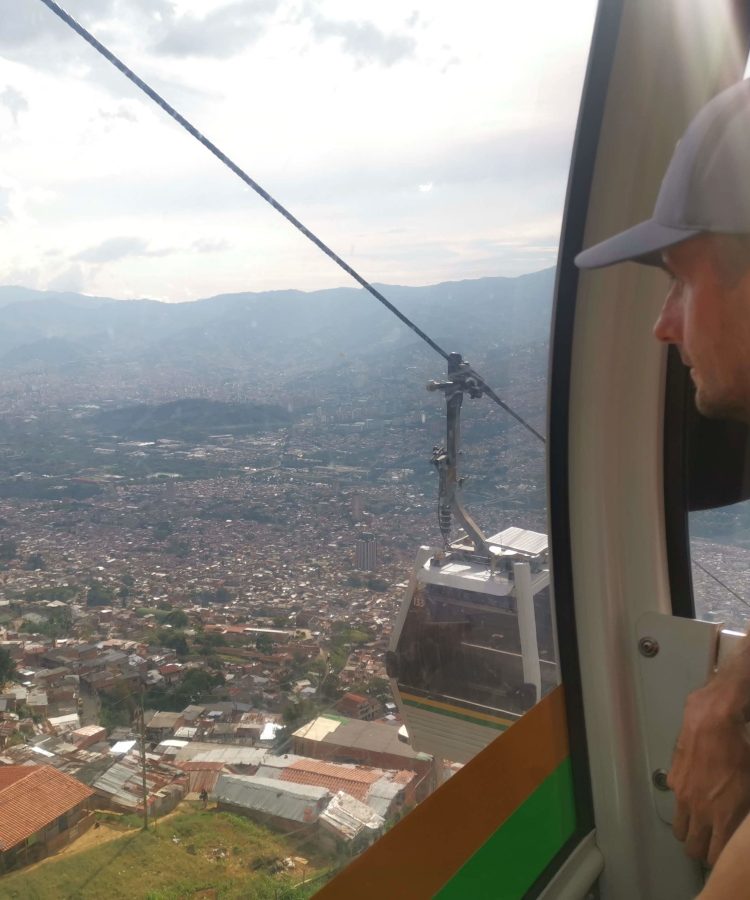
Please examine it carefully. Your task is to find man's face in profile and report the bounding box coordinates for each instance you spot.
[654,235,750,424]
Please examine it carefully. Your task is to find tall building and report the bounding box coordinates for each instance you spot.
[355,532,378,571]
[350,492,364,523]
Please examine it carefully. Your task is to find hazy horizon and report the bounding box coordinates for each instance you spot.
[0,263,556,305]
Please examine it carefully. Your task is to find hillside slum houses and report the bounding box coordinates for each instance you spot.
[0,662,436,871]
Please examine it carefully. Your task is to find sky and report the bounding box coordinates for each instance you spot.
[0,0,598,301]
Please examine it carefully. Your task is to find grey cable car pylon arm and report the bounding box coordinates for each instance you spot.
[429,353,492,557]
[36,0,545,446]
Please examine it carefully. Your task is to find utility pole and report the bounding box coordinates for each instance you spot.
[138,689,149,831]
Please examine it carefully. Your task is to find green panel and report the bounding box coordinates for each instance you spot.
[435,758,575,900]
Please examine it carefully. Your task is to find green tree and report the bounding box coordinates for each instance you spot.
[87,582,115,607]
[21,607,72,640]
[0,539,17,563]
[321,673,341,700]
[157,629,189,659]
[0,647,15,686]
[367,576,389,592]
[166,538,190,557]
[255,633,274,655]
[171,669,225,707]
[156,608,188,628]
[152,521,173,541]
[215,586,232,605]
[195,631,226,655]
[23,552,45,571]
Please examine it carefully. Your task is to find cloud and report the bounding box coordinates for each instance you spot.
[0,86,29,124]
[0,2,68,49]
[0,187,11,222]
[0,0,120,50]
[97,104,137,123]
[74,236,173,263]
[192,238,230,253]
[306,11,416,67]
[153,1,278,59]
[47,264,86,293]
[0,1,174,77]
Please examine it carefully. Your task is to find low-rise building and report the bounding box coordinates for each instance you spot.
[213,773,329,833]
[335,692,382,721]
[0,765,95,872]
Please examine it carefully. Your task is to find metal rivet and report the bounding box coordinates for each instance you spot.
[652,769,669,791]
[639,637,659,658]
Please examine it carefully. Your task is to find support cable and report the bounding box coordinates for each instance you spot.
[37,0,545,445]
[693,558,750,612]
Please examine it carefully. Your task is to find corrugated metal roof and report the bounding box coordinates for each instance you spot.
[260,723,283,742]
[146,712,181,729]
[367,777,404,817]
[174,743,267,767]
[92,754,185,810]
[173,727,197,739]
[30,746,55,759]
[92,759,140,806]
[110,740,137,755]
[177,762,224,795]
[319,791,384,841]
[214,774,329,824]
[0,765,94,850]
[254,754,302,777]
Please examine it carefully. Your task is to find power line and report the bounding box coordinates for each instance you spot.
[693,558,750,612]
[36,0,545,446]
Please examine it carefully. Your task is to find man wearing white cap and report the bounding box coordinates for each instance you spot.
[576,78,750,897]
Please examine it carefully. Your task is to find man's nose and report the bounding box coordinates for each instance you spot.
[653,294,681,345]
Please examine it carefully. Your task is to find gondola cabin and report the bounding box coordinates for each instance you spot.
[386,527,557,764]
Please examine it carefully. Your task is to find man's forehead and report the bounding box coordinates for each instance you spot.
[662,234,713,270]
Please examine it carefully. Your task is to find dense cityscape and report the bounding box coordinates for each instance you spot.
[0,273,553,895]
[0,273,746,896]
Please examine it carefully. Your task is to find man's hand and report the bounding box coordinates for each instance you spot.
[669,676,750,866]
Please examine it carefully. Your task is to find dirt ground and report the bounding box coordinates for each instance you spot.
[24,804,195,873]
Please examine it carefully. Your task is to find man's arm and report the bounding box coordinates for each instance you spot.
[668,634,750,866]
[698,809,750,898]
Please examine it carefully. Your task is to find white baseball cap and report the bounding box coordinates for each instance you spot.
[576,79,750,269]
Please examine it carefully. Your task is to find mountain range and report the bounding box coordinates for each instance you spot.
[0,269,555,379]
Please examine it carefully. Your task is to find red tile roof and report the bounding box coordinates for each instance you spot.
[280,759,380,802]
[0,766,28,792]
[341,693,370,704]
[0,765,94,850]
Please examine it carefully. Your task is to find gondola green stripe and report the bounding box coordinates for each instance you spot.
[402,697,512,730]
[435,758,575,899]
